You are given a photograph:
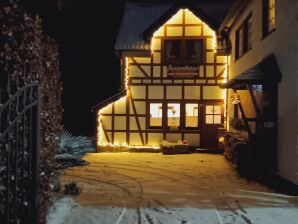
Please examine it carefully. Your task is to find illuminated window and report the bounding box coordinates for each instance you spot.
[268,0,276,32]
[150,103,163,127]
[235,14,252,60]
[164,39,203,64]
[185,103,199,128]
[205,105,222,125]
[263,0,275,37]
[167,103,180,128]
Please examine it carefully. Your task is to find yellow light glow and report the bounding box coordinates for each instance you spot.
[151,26,161,53]
[222,56,230,130]
[151,38,155,53]
[166,9,183,24]
[97,110,103,146]
[125,57,129,90]
[212,31,217,53]
[218,136,225,143]
[98,143,161,150]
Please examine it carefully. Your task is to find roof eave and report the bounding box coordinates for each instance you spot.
[92,90,127,112]
[218,0,251,32]
[114,49,151,57]
[143,4,219,41]
[220,54,282,90]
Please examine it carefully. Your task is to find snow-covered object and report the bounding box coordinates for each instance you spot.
[58,130,94,153]
[56,131,95,168]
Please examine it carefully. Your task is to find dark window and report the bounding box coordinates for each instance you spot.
[235,14,252,60]
[186,40,203,61]
[165,40,181,60]
[164,39,203,64]
[262,0,276,38]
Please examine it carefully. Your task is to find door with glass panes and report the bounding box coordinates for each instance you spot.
[201,102,224,149]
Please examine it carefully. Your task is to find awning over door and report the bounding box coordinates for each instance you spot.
[221,54,282,89]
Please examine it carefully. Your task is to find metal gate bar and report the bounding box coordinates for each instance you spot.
[0,80,40,224]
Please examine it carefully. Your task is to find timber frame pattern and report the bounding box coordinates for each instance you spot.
[97,9,229,148]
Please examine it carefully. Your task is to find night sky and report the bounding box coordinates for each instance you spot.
[24,0,126,136]
[58,1,126,136]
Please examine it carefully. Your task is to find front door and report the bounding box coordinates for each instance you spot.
[201,103,224,149]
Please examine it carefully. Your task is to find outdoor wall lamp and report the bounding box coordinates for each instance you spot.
[230,92,240,104]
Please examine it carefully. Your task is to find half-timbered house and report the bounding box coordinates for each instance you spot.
[94,2,234,149]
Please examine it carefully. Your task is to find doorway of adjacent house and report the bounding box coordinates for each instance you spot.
[201,102,224,149]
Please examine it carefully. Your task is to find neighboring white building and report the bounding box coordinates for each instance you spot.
[219,0,298,186]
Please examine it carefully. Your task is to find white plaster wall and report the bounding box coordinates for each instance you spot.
[229,0,298,184]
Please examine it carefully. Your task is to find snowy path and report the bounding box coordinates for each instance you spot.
[47,153,298,224]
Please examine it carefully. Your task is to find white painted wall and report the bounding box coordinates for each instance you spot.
[228,0,298,184]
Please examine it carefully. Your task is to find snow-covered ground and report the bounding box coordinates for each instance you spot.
[47,153,298,224]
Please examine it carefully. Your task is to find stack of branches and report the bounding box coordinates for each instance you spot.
[56,130,96,169]
[0,1,63,223]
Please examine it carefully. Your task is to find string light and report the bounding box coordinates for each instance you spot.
[212,30,217,53]
[97,110,103,146]
[151,38,155,53]
[97,57,129,147]
[223,56,230,130]
[99,143,161,150]
[97,57,160,148]
[125,57,129,90]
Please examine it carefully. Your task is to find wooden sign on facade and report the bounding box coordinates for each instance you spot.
[167,65,200,77]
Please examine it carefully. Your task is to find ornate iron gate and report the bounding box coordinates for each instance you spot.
[0,76,41,224]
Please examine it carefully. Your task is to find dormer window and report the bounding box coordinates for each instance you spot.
[164,39,204,64]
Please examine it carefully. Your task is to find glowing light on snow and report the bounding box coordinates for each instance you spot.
[98,142,161,150]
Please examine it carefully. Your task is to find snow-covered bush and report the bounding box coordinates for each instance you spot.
[56,131,96,168]
[58,130,94,153]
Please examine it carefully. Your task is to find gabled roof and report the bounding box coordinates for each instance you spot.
[114,1,235,51]
[221,54,282,89]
